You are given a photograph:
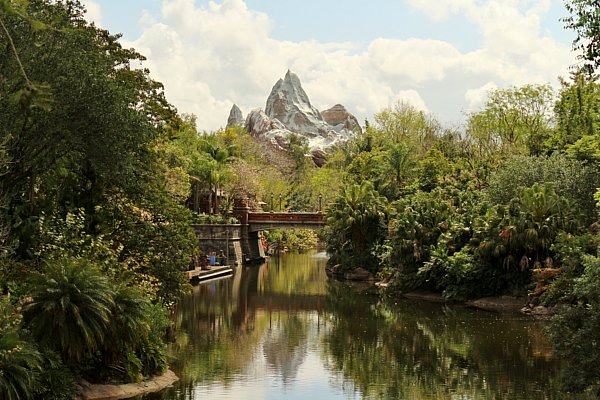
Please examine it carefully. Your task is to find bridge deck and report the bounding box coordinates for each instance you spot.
[247,212,324,232]
[248,212,324,223]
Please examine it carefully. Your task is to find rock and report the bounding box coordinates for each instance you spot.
[310,148,328,167]
[325,264,344,278]
[321,104,361,133]
[245,109,287,136]
[244,109,294,150]
[466,296,526,312]
[531,305,562,318]
[344,267,374,281]
[226,104,244,128]
[239,71,358,154]
[403,292,448,303]
[265,70,329,136]
[78,370,178,400]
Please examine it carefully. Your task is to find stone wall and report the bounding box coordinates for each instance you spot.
[191,224,244,265]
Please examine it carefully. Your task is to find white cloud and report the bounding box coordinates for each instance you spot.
[393,90,429,112]
[465,82,498,112]
[125,0,575,131]
[366,38,461,83]
[81,0,103,26]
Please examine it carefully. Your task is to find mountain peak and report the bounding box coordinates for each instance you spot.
[226,104,244,128]
[237,71,361,152]
[265,70,325,136]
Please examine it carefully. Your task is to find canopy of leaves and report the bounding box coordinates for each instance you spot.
[564,0,600,73]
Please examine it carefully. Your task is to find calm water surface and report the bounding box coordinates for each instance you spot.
[143,251,572,400]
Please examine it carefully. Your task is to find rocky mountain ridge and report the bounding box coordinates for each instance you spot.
[226,70,361,152]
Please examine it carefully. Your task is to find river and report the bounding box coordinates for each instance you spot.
[142,251,574,400]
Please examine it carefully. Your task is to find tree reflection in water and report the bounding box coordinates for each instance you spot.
[144,252,587,400]
[322,282,566,399]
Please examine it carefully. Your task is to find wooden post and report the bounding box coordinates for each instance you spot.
[226,228,229,266]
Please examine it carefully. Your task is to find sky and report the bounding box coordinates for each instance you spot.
[80,0,579,132]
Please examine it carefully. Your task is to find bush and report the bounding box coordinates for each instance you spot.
[0,298,41,400]
[264,229,319,252]
[487,153,599,223]
[33,350,77,400]
[191,212,238,225]
[547,254,600,394]
[24,258,114,364]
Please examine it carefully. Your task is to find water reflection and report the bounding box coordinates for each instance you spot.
[145,252,577,400]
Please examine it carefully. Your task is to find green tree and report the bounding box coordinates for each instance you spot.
[547,253,600,394]
[373,101,441,153]
[197,136,237,214]
[381,142,414,197]
[564,0,600,73]
[0,0,180,253]
[552,74,600,151]
[325,181,388,272]
[551,73,600,161]
[466,84,554,155]
[486,153,600,224]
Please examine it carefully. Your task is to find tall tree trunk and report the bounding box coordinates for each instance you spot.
[215,184,220,215]
[28,171,35,213]
[208,182,214,215]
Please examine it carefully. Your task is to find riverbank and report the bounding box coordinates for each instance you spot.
[328,265,535,314]
[399,291,529,312]
[77,369,178,400]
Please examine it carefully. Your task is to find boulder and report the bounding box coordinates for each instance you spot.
[78,370,178,400]
[344,267,375,281]
[310,148,328,167]
[325,264,344,278]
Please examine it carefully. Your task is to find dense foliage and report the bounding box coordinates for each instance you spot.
[0,0,199,395]
[1,0,600,396]
[563,0,600,73]
[321,82,600,392]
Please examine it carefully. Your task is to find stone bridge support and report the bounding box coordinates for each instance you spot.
[242,228,266,263]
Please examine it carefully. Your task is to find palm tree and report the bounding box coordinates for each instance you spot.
[383,142,414,194]
[477,184,582,270]
[505,184,580,264]
[326,181,388,270]
[198,139,238,215]
[0,298,41,400]
[24,258,114,364]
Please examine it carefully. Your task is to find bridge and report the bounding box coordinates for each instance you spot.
[247,212,324,232]
[239,209,324,261]
[192,202,325,265]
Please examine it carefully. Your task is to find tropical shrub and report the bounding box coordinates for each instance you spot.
[418,246,488,300]
[475,184,583,271]
[33,350,77,400]
[547,253,600,394]
[486,153,599,223]
[0,298,41,400]
[264,229,319,253]
[24,258,114,364]
[324,181,389,272]
[191,212,238,225]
